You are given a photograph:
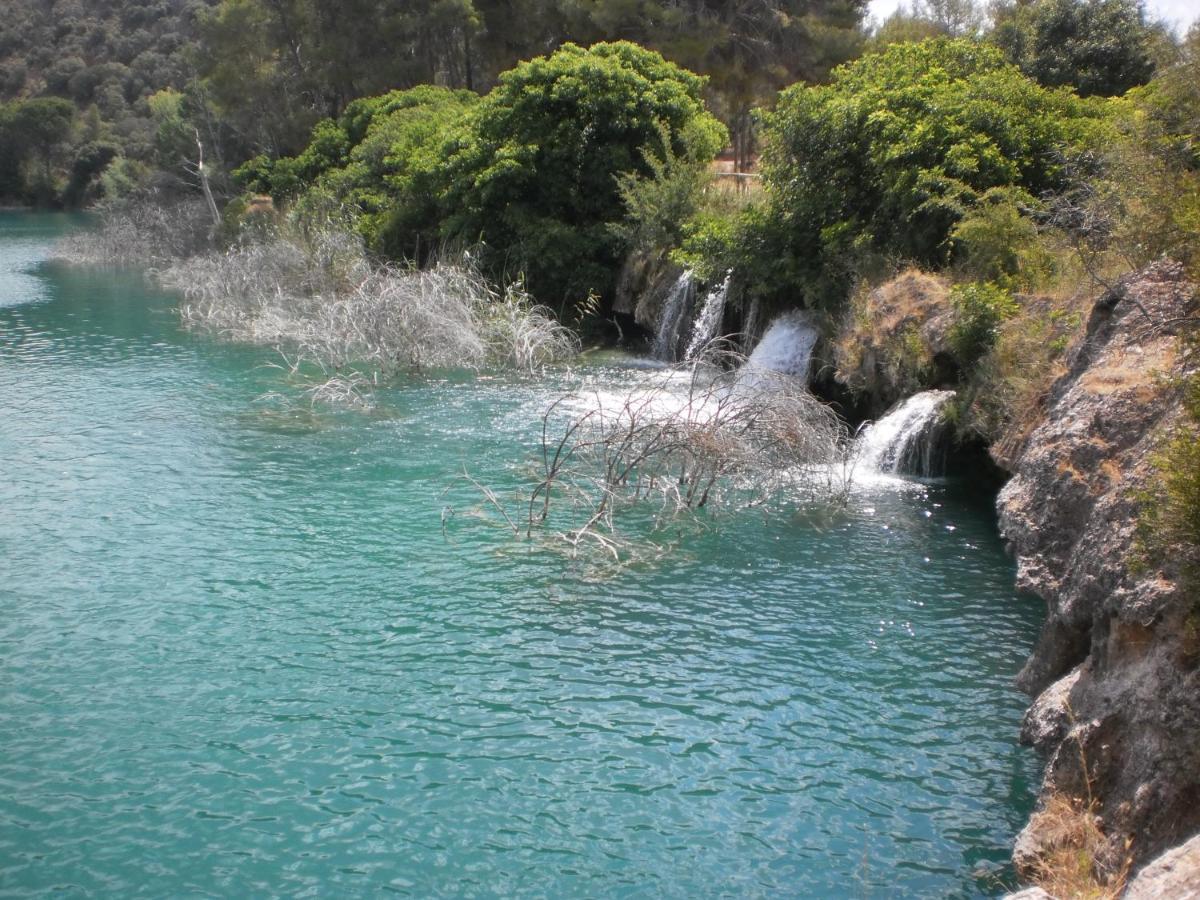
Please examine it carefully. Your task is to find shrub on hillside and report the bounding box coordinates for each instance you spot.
[437,41,726,309]
[746,38,1107,311]
[1137,370,1200,588]
[947,281,1019,365]
[235,86,478,258]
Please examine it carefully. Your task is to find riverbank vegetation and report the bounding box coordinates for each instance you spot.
[43,0,1197,549]
[25,0,1200,890]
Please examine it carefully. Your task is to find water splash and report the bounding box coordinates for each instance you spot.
[652,271,695,361]
[683,274,730,360]
[856,390,956,476]
[744,311,819,383]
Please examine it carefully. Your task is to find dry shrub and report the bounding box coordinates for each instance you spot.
[166,229,577,376]
[56,198,577,381]
[1027,793,1128,900]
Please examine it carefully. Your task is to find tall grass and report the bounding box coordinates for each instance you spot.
[167,242,576,375]
[55,196,214,268]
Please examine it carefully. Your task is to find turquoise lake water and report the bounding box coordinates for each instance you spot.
[0,212,1044,897]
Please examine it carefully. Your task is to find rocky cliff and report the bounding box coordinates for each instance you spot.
[995,261,1200,890]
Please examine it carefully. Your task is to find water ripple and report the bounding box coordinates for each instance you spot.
[0,213,1042,898]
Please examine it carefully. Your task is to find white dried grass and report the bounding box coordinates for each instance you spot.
[55,197,214,268]
[166,229,577,375]
[465,353,854,562]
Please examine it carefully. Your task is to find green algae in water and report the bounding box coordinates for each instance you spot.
[0,212,1043,897]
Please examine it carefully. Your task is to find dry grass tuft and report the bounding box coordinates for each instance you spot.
[59,198,578,387]
[1026,793,1129,900]
[834,269,951,399]
[167,231,578,377]
[55,196,214,268]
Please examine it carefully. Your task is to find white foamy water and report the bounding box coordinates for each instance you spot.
[652,271,695,362]
[683,274,729,360]
[856,390,956,477]
[744,311,819,383]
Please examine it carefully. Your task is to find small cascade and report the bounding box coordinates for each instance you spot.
[652,271,695,361]
[743,311,820,383]
[683,274,730,360]
[855,390,956,476]
[742,295,762,353]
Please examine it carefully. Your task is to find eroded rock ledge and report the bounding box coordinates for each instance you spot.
[995,260,1200,890]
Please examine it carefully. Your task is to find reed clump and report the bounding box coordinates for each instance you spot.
[168,224,578,375]
[55,196,214,268]
[59,198,578,378]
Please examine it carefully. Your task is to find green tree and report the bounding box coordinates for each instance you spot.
[991,0,1156,98]
[197,0,482,155]
[753,38,1107,308]
[241,85,478,256]
[148,88,195,168]
[439,41,727,306]
[551,0,867,172]
[868,0,985,49]
[16,97,76,182]
[62,140,119,207]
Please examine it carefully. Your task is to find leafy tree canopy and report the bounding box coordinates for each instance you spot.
[754,38,1109,307]
[439,41,728,305]
[991,0,1156,98]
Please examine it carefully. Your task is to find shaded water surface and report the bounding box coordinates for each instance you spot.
[0,213,1042,897]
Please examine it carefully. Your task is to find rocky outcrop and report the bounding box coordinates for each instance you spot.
[1124,833,1200,899]
[612,249,687,334]
[833,270,958,416]
[997,260,1200,886]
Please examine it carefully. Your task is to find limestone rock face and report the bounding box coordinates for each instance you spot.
[997,260,1200,881]
[1020,666,1081,752]
[833,270,958,416]
[612,250,686,334]
[1125,833,1200,899]
[1001,888,1054,900]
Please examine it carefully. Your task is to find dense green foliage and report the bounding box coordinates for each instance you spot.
[237,86,479,259]
[194,0,863,159]
[1137,369,1200,588]
[0,0,216,200]
[252,43,726,306]
[991,0,1156,98]
[439,42,727,304]
[734,39,1105,309]
[0,98,77,203]
[946,280,1019,364]
[0,0,863,207]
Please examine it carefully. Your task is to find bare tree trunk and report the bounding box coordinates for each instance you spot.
[464,28,475,91]
[194,131,221,229]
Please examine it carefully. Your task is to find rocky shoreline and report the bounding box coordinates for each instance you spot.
[997,261,1200,894]
[629,257,1199,894]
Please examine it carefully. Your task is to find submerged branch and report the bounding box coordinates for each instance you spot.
[459,354,854,565]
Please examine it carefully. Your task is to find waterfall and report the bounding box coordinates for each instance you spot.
[742,295,761,353]
[652,271,695,361]
[683,274,730,360]
[855,390,956,477]
[743,311,820,383]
